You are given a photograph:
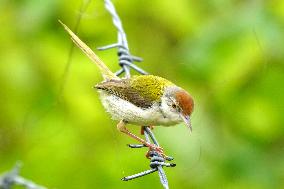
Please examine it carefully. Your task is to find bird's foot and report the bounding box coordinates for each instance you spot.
[146,145,166,159]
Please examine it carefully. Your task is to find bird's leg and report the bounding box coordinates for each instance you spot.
[117,121,164,157]
[140,126,154,135]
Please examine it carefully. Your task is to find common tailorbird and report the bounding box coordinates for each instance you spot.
[60,21,194,157]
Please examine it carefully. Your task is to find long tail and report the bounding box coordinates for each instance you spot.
[59,20,119,80]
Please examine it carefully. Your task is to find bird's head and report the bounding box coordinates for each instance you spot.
[160,86,194,131]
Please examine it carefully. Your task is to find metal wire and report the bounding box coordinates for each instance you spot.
[99,1,175,188]
[0,163,46,189]
[99,0,148,78]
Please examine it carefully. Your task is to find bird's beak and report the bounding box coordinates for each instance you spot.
[181,114,192,132]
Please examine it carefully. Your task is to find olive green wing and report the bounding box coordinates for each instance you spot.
[95,79,154,108]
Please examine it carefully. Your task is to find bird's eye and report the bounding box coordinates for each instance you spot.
[172,104,177,109]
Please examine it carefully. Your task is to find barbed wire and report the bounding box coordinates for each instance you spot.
[98,1,175,188]
[0,163,46,189]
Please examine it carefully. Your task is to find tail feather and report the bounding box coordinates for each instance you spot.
[59,20,119,80]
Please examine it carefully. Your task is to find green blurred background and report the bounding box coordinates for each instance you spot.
[0,0,284,188]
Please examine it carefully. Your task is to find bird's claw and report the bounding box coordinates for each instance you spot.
[151,145,164,154]
[146,145,166,159]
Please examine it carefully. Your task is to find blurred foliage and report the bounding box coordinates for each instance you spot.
[0,0,284,188]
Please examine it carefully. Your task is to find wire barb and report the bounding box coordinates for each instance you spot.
[127,144,146,148]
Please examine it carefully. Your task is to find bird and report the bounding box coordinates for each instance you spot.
[60,21,194,157]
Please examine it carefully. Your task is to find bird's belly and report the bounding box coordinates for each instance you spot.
[98,91,182,126]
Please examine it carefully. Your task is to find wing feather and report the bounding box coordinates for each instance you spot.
[95,79,153,108]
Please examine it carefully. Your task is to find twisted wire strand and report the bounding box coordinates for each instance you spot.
[104,0,130,78]
[101,1,174,188]
[104,0,129,49]
[100,0,148,78]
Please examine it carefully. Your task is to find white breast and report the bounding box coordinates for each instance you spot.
[98,91,182,126]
